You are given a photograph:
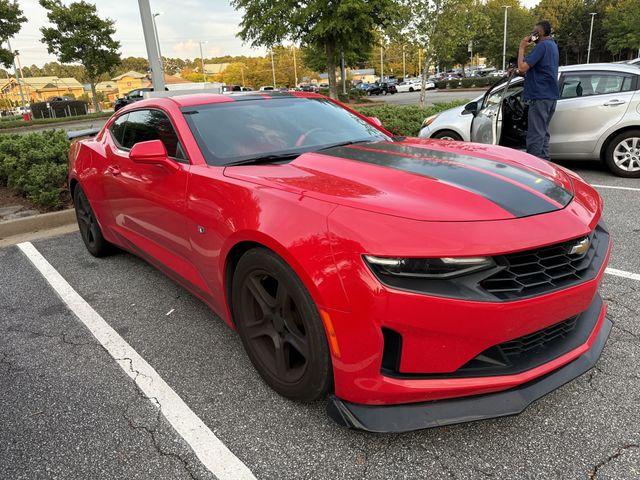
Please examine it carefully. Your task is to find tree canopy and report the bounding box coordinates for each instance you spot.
[0,0,26,68]
[39,0,120,110]
[231,0,394,98]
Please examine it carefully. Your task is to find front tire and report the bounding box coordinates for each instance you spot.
[73,186,115,257]
[433,130,463,141]
[604,130,640,178]
[232,248,332,402]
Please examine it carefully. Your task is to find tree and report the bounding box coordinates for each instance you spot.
[604,0,640,59]
[112,56,149,76]
[232,0,394,99]
[39,0,120,111]
[0,0,26,68]
[396,0,486,105]
[473,0,535,68]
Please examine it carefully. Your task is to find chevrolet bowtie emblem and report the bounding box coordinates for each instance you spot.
[569,237,590,255]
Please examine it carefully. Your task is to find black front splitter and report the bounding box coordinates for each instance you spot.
[327,317,612,433]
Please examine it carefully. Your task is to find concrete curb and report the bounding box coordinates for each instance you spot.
[0,208,76,240]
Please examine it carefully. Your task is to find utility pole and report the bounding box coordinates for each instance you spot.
[270,48,276,87]
[199,41,207,82]
[6,39,26,111]
[380,44,384,82]
[418,48,422,78]
[502,5,511,72]
[240,65,245,87]
[152,12,164,71]
[587,13,597,64]
[137,0,165,91]
[292,45,298,87]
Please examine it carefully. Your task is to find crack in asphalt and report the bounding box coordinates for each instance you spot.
[420,437,458,479]
[588,443,639,479]
[3,325,97,347]
[116,356,205,480]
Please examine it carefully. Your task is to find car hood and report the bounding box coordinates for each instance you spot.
[224,139,575,222]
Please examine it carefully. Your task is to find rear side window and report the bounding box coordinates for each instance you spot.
[560,73,635,98]
[119,109,187,161]
[110,114,128,146]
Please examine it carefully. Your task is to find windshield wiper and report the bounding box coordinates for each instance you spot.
[316,139,378,151]
[225,152,301,166]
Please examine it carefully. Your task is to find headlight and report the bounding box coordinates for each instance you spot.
[364,255,494,279]
[421,115,438,128]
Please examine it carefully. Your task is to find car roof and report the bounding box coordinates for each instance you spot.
[131,91,324,109]
[559,63,640,74]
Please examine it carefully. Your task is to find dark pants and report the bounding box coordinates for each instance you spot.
[526,99,557,161]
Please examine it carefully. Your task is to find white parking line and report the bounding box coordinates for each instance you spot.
[17,242,256,480]
[592,184,640,192]
[606,267,640,282]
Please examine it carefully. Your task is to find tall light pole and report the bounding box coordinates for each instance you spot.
[152,12,164,71]
[587,13,597,64]
[380,44,384,81]
[270,48,276,87]
[402,44,406,80]
[137,0,165,92]
[502,5,511,72]
[199,40,208,83]
[292,45,298,87]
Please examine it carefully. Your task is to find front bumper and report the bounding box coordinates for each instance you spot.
[328,315,612,433]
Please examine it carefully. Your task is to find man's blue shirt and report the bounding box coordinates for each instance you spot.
[524,40,559,100]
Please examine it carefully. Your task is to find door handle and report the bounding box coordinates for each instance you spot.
[108,165,121,176]
[603,100,626,106]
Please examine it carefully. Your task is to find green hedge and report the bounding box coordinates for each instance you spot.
[0,130,70,210]
[354,101,468,137]
[436,77,496,90]
[0,111,112,130]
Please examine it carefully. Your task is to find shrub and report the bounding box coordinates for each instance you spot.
[354,101,469,137]
[435,81,448,90]
[0,130,70,210]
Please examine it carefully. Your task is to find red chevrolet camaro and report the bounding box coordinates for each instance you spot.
[69,92,612,432]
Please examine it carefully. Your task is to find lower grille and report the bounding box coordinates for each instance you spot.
[380,294,602,379]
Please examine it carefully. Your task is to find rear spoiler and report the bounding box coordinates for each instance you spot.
[67,128,100,140]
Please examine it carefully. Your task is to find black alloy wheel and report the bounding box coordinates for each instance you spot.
[232,248,332,401]
[74,186,114,257]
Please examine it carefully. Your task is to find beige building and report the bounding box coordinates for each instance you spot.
[0,76,84,104]
[112,71,193,97]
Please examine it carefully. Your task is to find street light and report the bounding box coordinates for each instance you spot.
[151,12,164,71]
[199,40,208,83]
[502,5,512,72]
[587,13,597,64]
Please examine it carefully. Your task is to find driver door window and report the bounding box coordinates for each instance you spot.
[119,109,188,162]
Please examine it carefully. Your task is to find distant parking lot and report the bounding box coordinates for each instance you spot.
[1,162,639,479]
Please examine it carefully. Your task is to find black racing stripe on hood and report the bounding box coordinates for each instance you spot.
[373,142,573,207]
[321,145,561,218]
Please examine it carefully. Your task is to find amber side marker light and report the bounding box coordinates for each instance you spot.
[320,309,341,358]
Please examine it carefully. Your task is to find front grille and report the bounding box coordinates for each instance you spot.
[480,224,606,300]
[499,317,577,357]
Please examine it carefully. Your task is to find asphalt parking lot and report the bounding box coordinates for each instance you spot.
[1,161,639,480]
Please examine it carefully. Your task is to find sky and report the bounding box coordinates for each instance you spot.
[11,0,540,68]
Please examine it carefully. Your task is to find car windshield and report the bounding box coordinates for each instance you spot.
[181,96,390,166]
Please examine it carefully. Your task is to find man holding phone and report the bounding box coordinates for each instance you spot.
[516,21,559,161]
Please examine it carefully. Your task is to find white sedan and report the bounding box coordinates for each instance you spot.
[395,80,435,93]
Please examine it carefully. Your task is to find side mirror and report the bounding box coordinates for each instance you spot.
[129,140,178,171]
[368,116,383,127]
[463,101,478,115]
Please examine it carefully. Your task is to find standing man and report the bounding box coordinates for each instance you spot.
[517,21,559,161]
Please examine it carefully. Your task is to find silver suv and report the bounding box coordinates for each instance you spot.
[419,63,640,177]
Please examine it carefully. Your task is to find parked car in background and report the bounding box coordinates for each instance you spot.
[259,86,275,91]
[114,88,154,111]
[396,80,436,92]
[299,84,319,92]
[365,82,397,96]
[419,63,640,177]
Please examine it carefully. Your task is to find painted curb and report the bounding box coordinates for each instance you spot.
[0,208,76,240]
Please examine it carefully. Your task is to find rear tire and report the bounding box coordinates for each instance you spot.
[409,87,414,92]
[73,186,115,257]
[432,130,463,141]
[232,248,333,402]
[604,129,640,178]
